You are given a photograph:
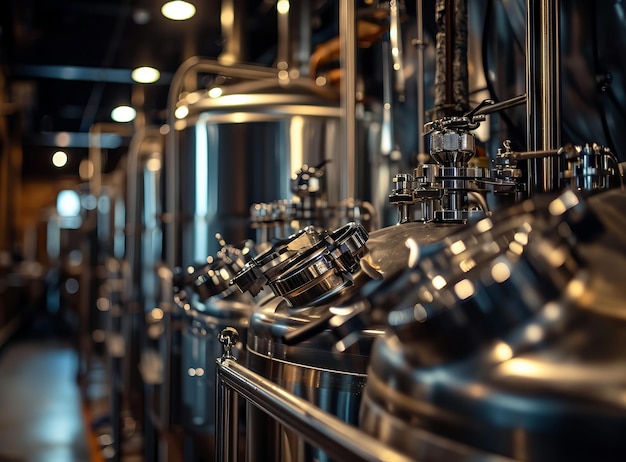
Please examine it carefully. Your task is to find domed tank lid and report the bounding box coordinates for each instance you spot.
[181,237,256,303]
[232,222,369,308]
[378,189,602,361]
[182,77,341,118]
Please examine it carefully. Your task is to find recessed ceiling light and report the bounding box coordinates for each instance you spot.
[52,150,68,168]
[133,8,151,25]
[161,1,196,21]
[111,105,137,123]
[132,66,161,83]
[277,0,290,15]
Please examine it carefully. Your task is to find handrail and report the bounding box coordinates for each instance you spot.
[215,355,415,462]
[214,326,517,462]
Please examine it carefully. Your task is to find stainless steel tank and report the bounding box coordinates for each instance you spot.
[359,187,626,461]
[163,62,379,461]
[231,218,464,462]
[124,128,165,462]
[174,77,346,262]
[178,239,256,460]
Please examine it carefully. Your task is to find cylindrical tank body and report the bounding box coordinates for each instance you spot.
[236,219,464,462]
[178,241,256,460]
[176,78,346,263]
[245,298,371,462]
[124,129,164,461]
[359,188,626,461]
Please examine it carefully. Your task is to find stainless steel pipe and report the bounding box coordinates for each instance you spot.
[215,355,414,462]
[340,1,358,202]
[526,0,561,194]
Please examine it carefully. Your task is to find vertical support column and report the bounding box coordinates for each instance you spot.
[340,1,357,201]
[526,0,561,194]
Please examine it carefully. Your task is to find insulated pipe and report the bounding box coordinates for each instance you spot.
[526,0,561,194]
[434,0,469,118]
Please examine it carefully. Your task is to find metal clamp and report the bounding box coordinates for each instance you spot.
[231,222,369,307]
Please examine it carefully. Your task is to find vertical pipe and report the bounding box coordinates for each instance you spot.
[277,0,312,77]
[276,0,290,70]
[381,40,394,156]
[434,0,469,118]
[218,0,247,65]
[215,361,240,462]
[340,1,357,200]
[444,0,455,108]
[416,0,426,155]
[526,0,561,194]
[291,0,312,77]
[453,0,469,114]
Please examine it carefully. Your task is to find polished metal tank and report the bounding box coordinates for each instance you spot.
[359,187,626,461]
[231,218,464,462]
[236,222,373,462]
[122,128,165,462]
[174,76,347,261]
[178,239,256,460]
[163,61,378,461]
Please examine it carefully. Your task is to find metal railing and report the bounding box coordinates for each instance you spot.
[214,327,414,462]
[214,327,517,462]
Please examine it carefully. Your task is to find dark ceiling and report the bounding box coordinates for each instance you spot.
[0,0,279,179]
[5,1,626,182]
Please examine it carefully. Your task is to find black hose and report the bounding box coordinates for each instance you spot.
[590,1,619,158]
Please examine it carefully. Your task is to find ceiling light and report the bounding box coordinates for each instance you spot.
[133,8,151,25]
[277,0,290,15]
[111,105,137,123]
[132,66,161,84]
[161,1,196,21]
[52,150,68,168]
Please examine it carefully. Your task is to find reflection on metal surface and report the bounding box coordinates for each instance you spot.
[360,188,626,461]
[38,2,626,461]
[216,355,420,462]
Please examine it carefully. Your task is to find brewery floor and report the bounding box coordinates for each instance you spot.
[0,314,103,462]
